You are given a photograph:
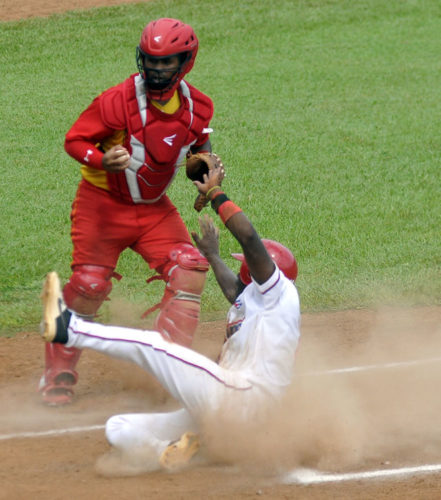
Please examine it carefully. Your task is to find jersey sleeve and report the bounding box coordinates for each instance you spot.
[64,95,116,170]
[254,266,284,306]
[254,265,301,334]
[256,266,301,387]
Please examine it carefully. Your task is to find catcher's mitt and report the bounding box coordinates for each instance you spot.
[186,152,225,211]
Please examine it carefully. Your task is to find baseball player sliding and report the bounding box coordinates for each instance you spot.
[39,159,301,473]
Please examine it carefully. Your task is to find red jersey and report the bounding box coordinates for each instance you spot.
[65,74,213,204]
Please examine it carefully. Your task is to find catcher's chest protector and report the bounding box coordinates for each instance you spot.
[101,75,213,204]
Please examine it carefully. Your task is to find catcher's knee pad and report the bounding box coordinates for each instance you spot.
[155,244,209,347]
[39,343,82,406]
[63,265,117,317]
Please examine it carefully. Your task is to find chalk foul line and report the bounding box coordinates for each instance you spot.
[283,463,441,484]
[0,424,105,441]
[298,356,441,377]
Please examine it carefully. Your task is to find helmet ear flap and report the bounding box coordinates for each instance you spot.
[136,46,145,78]
[231,253,252,285]
[262,239,298,281]
[239,261,252,285]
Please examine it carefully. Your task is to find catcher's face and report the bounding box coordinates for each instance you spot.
[143,54,181,88]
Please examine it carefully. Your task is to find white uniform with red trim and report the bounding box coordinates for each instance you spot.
[64,265,300,466]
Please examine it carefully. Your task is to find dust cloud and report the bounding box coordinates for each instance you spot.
[199,306,441,473]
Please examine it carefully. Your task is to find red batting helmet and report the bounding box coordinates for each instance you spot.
[231,239,298,285]
[136,18,199,100]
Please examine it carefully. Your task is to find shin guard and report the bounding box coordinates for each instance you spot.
[153,245,209,347]
[39,343,81,406]
[40,265,121,405]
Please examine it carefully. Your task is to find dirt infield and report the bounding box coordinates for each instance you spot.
[2,2,441,498]
[0,0,141,21]
[2,306,441,499]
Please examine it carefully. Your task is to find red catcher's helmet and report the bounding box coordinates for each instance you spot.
[231,239,298,285]
[136,18,199,100]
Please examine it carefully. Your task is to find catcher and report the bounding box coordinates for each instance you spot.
[39,17,224,406]
[39,159,301,473]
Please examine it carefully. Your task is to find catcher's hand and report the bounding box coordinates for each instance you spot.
[186,152,225,211]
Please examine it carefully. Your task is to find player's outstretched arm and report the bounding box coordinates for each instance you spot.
[193,163,275,285]
[191,215,244,304]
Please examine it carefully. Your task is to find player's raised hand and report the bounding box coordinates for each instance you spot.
[102,145,131,172]
[191,214,220,259]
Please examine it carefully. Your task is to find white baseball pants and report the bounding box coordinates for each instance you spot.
[65,315,254,456]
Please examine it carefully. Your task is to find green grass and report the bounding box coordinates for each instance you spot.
[1,0,440,335]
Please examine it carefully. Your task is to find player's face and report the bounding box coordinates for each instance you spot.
[143,55,180,85]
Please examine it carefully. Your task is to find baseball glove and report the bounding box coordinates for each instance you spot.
[186,152,225,211]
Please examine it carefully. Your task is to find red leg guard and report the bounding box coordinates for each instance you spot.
[154,244,209,347]
[40,265,121,405]
[39,343,81,406]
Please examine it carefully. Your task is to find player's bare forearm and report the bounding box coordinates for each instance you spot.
[205,253,243,304]
[191,215,243,304]
[193,157,275,284]
[224,212,275,285]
